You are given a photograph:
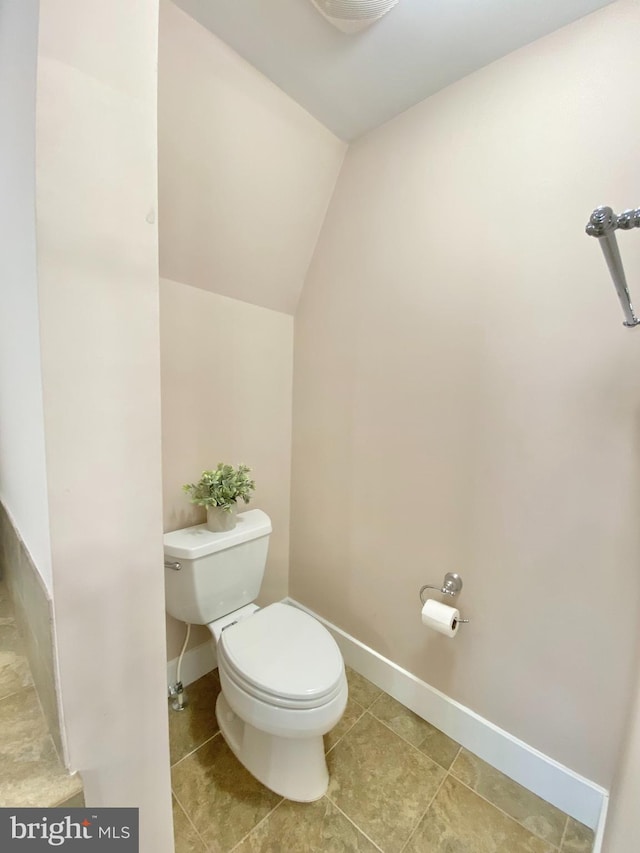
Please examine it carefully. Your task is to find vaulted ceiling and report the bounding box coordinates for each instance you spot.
[173,0,614,140]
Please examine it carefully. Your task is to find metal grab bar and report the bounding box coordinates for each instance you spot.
[586,206,640,327]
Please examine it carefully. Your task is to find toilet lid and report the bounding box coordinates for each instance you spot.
[218,603,344,705]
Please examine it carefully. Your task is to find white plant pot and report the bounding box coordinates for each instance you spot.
[206,504,237,532]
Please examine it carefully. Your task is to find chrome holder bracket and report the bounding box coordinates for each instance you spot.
[419,573,469,625]
[420,572,463,604]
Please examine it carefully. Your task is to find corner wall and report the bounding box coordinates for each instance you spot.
[161,279,294,659]
[35,1,173,849]
[0,0,52,592]
[291,0,640,789]
[158,0,345,665]
[603,676,640,849]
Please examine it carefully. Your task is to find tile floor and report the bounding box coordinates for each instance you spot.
[169,668,595,853]
[0,579,83,808]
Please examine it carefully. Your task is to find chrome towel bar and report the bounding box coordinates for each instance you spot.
[586,205,640,327]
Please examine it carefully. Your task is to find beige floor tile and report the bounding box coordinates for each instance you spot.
[169,670,222,765]
[0,624,81,807]
[325,696,365,753]
[369,693,460,769]
[0,647,33,701]
[0,583,14,619]
[0,587,31,701]
[346,668,382,709]
[405,776,555,853]
[562,817,594,853]
[171,733,281,853]
[0,731,81,808]
[0,686,49,757]
[0,617,26,653]
[234,796,381,853]
[54,790,86,808]
[173,795,207,853]
[327,712,445,853]
[450,749,567,847]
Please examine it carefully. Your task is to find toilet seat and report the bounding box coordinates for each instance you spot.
[217,603,344,710]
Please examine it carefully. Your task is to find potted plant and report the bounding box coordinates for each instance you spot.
[183,463,256,532]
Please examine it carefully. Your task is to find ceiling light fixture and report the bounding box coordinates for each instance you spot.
[309,0,399,34]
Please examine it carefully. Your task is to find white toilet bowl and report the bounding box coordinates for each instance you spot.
[164,511,348,800]
[209,602,348,802]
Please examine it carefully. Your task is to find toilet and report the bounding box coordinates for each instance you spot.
[163,508,348,802]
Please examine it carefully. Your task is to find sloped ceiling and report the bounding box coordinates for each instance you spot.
[173,0,615,141]
[158,0,346,314]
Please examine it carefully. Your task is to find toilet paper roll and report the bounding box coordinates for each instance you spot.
[421,599,460,638]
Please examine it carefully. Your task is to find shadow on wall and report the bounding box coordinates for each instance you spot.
[164,503,205,535]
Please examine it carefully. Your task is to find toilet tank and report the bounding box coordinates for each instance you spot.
[163,509,272,625]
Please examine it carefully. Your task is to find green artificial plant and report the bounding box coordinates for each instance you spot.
[183,463,256,512]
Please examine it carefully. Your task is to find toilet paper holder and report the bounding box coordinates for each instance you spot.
[419,573,469,623]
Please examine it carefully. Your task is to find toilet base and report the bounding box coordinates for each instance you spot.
[216,693,329,802]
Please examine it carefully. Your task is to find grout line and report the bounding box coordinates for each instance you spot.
[346,668,384,711]
[325,700,451,853]
[171,788,211,852]
[558,813,570,851]
[228,797,285,852]
[360,691,384,711]
[327,797,385,853]
[367,692,462,771]
[167,683,568,852]
[170,730,221,770]
[364,708,461,774]
[352,693,383,712]
[450,773,564,851]
[325,706,367,757]
[399,770,449,853]
[0,682,36,706]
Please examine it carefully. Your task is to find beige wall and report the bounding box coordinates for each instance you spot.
[291,0,640,788]
[158,0,342,660]
[36,1,173,849]
[0,0,52,591]
[161,278,293,658]
[158,0,345,315]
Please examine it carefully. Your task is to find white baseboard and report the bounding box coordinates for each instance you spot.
[285,597,607,832]
[593,793,609,853]
[167,639,217,690]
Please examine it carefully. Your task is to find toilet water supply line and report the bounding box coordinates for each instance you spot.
[170,622,191,712]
